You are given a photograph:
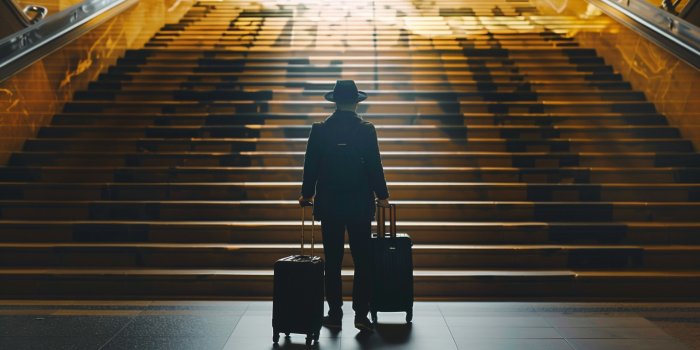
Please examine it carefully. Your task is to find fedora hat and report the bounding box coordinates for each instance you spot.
[324,80,368,103]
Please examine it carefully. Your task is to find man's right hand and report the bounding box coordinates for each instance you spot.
[299,196,314,207]
[376,198,390,208]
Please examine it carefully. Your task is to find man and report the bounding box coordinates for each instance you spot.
[299,80,390,332]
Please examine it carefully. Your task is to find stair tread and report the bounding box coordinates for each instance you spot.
[80,89,630,94]
[2,181,700,188]
[13,151,695,155]
[13,150,700,160]
[2,268,700,279]
[4,165,698,171]
[40,124,677,130]
[129,48,599,53]
[0,268,578,277]
[2,242,699,250]
[55,111,658,116]
[66,100,650,105]
[0,219,698,227]
[2,199,698,204]
[86,81,634,88]
[26,137,688,142]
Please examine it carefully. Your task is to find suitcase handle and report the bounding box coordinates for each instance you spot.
[301,206,315,256]
[376,203,397,239]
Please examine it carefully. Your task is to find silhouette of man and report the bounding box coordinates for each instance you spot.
[299,80,390,332]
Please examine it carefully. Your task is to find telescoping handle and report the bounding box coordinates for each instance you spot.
[376,203,397,238]
[301,205,315,257]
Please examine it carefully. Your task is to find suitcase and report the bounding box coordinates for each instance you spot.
[272,206,324,346]
[370,204,414,323]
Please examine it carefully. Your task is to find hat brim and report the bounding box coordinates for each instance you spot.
[324,91,368,103]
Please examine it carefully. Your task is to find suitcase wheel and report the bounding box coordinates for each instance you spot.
[305,334,314,346]
[272,332,280,344]
[285,333,290,338]
[371,311,378,324]
[406,309,413,323]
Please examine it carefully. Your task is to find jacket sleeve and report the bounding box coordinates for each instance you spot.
[301,123,322,198]
[364,123,390,199]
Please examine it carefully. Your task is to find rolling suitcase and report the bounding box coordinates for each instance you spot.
[370,204,414,323]
[272,205,324,346]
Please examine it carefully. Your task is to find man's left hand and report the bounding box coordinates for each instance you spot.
[376,198,390,208]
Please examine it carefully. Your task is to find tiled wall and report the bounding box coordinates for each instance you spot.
[533,0,700,150]
[0,0,193,164]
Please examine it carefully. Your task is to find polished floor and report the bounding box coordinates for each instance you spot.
[0,301,698,349]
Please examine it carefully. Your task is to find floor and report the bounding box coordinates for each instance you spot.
[0,301,698,350]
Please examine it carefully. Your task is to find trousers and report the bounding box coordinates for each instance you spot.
[321,217,372,317]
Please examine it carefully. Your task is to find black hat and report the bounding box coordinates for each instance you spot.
[324,80,368,103]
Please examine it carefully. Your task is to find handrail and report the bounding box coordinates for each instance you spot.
[588,0,700,69]
[0,0,137,83]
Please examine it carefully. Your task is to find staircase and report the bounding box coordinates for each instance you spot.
[1,0,700,299]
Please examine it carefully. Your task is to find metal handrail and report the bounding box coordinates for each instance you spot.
[589,0,700,69]
[0,0,137,82]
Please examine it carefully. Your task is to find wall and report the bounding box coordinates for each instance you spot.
[0,0,193,164]
[575,16,700,148]
[532,0,700,149]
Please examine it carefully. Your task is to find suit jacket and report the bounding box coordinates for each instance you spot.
[301,110,389,221]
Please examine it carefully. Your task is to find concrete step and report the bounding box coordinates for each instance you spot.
[50,112,668,127]
[145,43,581,50]
[147,35,572,41]
[0,268,697,299]
[147,42,579,50]
[118,53,608,66]
[2,220,698,245]
[0,243,697,269]
[106,64,614,75]
[9,151,699,167]
[73,89,646,103]
[1,182,699,202]
[146,33,573,40]
[118,56,600,66]
[124,47,601,58]
[87,80,634,93]
[0,200,697,222]
[2,166,698,183]
[37,125,681,139]
[98,71,624,83]
[150,33,574,41]
[23,138,692,153]
[62,100,657,114]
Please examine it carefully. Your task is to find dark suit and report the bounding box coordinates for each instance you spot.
[301,110,389,316]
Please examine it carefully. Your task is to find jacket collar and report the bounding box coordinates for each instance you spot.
[328,110,362,121]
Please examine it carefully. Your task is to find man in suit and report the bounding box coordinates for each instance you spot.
[299,80,390,332]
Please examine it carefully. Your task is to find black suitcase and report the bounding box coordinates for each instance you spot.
[370,204,414,323]
[272,206,324,346]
